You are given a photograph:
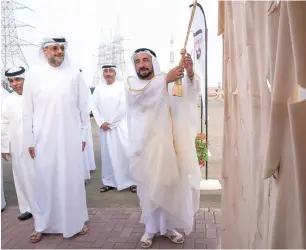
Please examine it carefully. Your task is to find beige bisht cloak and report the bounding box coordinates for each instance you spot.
[218,1,306,248]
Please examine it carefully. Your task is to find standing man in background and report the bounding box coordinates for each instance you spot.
[92,64,136,193]
[1,67,35,221]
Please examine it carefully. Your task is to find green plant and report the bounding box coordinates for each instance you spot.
[195,133,208,167]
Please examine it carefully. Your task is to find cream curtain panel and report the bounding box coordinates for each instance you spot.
[218,1,306,248]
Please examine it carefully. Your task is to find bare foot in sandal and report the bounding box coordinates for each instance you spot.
[78,224,89,235]
[164,229,184,244]
[140,232,155,248]
[30,231,43,243]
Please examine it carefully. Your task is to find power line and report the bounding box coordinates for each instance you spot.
[1,0,37,90]
[92,17,130,86]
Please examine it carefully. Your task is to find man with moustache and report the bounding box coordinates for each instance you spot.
[125,48,202,248]
[92,64,136,193]
[22,37,89,243]
[1,67,34,220]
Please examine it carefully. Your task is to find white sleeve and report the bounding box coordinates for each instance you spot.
[22,75,35,148]
[1,99,10,153]
[91,86,105,128]
[92,87,105,128]
[184,73,201,99]
[110,87,126,125]
[77,73,90,142]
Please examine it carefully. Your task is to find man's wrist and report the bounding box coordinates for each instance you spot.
[187,71,194,80]
[165,74,170,84]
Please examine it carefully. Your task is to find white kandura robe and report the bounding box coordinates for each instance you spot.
[92,81,135,190]
[83,88,96,180]
[125,74,201,235]
[22,62,89,238]
[1,92,35,214]
[1,86,9,210]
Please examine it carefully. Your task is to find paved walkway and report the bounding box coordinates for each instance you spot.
[2,206,221,249]
[1,117,222,249]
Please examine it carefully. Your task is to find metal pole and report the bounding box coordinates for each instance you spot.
[188,2,208,179]
[205,28,208,180]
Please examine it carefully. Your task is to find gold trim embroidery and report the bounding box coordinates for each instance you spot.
[168,106,177,155]
[126,72,166,92]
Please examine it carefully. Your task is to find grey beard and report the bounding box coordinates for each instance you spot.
[48,56,64,67]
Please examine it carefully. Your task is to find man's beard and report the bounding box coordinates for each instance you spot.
[49,55,64,66]
[137,67,154,79]
[105,77,115,84]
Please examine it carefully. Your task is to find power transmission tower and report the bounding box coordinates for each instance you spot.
[93,16,131,85]
[1,0,37,90]
[111,16,126,75]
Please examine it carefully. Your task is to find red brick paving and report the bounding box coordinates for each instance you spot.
[1,206,221,249]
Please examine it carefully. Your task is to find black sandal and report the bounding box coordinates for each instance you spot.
[100,186,115,193]
[130,185,137,193]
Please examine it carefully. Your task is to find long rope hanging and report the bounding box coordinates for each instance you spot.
[172,0,197,97]
[184,0,198,50]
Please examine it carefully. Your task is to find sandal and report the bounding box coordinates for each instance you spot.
[78,225,89,235]
[164,229,184,244]
[130,185,137,193]
[30,231,43,243]
[100,186,115,193]
[140,232,155,248]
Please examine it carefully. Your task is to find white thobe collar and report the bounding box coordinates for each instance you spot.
[45,61,65,71]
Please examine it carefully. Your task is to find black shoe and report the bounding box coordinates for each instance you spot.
[18,211,32,220]
[1,208,4,212]
[130,185,137,193]
[100,186,115,193]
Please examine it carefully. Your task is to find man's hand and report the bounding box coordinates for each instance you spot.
[28,147,35,159]
[182,53,194,78]
[166,66,185,84]
[1,153,10,162]
[101,122,110,131]
[82,142,86,152]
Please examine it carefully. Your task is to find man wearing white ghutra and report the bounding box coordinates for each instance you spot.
[125,48,202,248]
[2,67,34,221]
[22,36,89,243]
[92,64,137,193]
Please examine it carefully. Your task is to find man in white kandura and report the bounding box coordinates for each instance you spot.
[1,86,9,213]
[125,48,202,248]
[1,67,35,221]
[92,64,137,193]
[22,37,89,243]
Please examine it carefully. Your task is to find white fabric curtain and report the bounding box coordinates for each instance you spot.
[219,1,306,248]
